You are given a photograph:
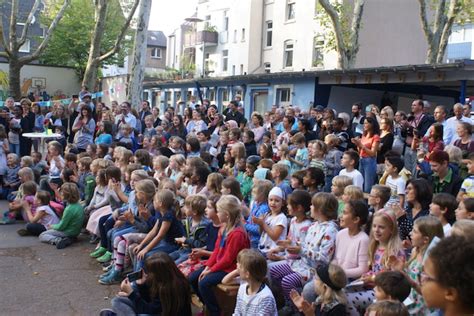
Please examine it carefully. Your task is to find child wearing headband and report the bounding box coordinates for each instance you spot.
[290,262,347,316]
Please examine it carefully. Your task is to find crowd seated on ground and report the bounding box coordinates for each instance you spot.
[1,90,474,316]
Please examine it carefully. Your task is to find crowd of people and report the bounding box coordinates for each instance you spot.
[1,88,474,316]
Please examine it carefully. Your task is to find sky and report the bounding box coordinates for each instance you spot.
[148,0,198,36]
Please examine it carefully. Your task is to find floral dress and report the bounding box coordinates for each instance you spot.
[406,258,431,315]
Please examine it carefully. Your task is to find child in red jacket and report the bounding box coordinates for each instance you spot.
[188,195,250,316]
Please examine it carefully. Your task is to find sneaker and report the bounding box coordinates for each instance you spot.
[89,235,100,244]
[97,251,112,263]
[99,308,116,316]
[17,228,31,236]
[56,237,73,249]
[99,267,114,279]
[102,263,114,272]
[99,269,122,285]
[90,246,107,258]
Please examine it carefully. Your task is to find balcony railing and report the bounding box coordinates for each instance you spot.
[184,30,218,47]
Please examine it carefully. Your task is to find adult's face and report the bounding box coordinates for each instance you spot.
[208,107,216,116]
[83,96,91,104]
[141,101,149,111]
[173,116,180,126]
[429,161,447,176]
[433,107,446,122]
[351,105,360,116]
[453,105,463,119]
[411,101,422,114]
[283,117,290,129]
[120,104,129,115]
[21,102,31,114]
[6,99,14,110]
[463,105,471,117]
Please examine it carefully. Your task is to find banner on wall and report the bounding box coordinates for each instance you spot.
[0,91,105,107]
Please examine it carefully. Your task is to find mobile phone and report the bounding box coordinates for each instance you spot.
[127,270,142,282]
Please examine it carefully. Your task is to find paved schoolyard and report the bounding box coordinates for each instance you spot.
[0,200,118,315]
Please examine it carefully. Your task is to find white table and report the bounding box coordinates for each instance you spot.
[22,132,63,155]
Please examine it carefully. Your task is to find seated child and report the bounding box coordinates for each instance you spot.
[373,271,411,303]
[430,193,457,236]
[39,183,84,249]
[245,179,272,248]
[331,175,353,216]
[77,156,95,206]
[232,249,278,316]
[366,300,409,316]
[289,170,305,190]
[290,262,347,316]
[17,190,60,236]
[171,195,209,264]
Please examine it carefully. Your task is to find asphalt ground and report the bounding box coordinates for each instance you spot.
[0,201,119,316]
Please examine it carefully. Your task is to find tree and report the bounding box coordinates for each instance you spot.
[40,0,132,81]
[81,0,139,90]
[317,0,365,69]
[0,0,70,99]
[418,0,467,64]
[127,0,151,108]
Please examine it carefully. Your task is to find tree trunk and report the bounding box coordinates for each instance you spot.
[8,57,21,99]
[82,0,108,90]
[127,0,151,109]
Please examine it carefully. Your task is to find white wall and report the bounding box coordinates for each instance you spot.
[0,63,80,98]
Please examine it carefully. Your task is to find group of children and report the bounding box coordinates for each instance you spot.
[1,103,474,316]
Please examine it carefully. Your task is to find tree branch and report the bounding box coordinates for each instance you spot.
[318,0,345,58]
[0,13,11,56]
[348,0,364,55]
[433,0,447,35]
[98,0,140,62]
[417,0,433,43]
[17,0,41,48]
[18,0,70,65]
[437,0,462,62]
[9,0,18,52]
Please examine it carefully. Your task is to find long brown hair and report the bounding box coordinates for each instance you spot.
[144,253,191,316]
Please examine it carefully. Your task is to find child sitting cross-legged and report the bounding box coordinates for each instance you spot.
[232,249,278,316]
[290,262,348,316]
[17,190,59,237]
[171,194,209,264]
[39,183,84,249]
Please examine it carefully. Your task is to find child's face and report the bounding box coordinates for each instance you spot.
[331,183,343,196]
[290,177,301,189]
[429,203,444,219]
[130,174,139,190]
[32,154,40,163]
[237,262,250,282]
[341,154,351,168]
[420,257,447,309]
[372,216,392,244]
[205,201,217,219]
[7,155,16,166]
[270,168,279,180]
[455,201,473,220]
[268,195,283,213]
[145,118,153,127]
[251,187,261,202]
[153,197,162,211]
[34,195,42,206]
[86,146,94,156]
[468,160,474,175]
[183,204,194,217]
[368,189,379,207]
[340,204,357,229]
[410,224,426,248]
[122,127,131,136]
[217,209,229,224]
[78,162,85,172]
[310,204,320,220]
[262,135,271,144]
[221,186,231,195]
[245,164,256,177]
[313,278,324,296]
[374,285,390,301]
[384,160,396,175]
[197,133,206,143]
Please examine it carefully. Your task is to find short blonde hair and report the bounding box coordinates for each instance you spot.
[343,185,364,200]
[332,175,353,188]
[185,194,207,216]
[135,179,156,202]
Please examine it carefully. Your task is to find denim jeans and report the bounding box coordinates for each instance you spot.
[134,240,179,271]
[189,266,227,316]
[99,214,115,249]
[360,157,377,193]
[9,143,19,156]
[169,248,191,264]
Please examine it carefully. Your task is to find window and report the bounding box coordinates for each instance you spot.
[223,11,229,31]
[232,65,236,75]
[265,21,273,47]
[151,47,161,59]
[240,64,244,75]
[222,89,229,101]
[241,28,246,42]
[287,0,295,20]
[277,88,291,103]
[284,40,294,68]
[19,39,30,53]
[233,30,237,43]
[205,52,210,72]
[312,37,324,67]
[205,15,211,28]
[222,50,228,71]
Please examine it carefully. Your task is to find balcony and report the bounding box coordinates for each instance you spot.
[184,30,218,48]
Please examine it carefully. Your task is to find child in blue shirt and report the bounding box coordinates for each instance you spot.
[245,179,272,248]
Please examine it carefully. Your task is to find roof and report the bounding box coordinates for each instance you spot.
[143,60,474,89]
[147,31,166,47]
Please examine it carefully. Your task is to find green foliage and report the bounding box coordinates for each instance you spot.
[0,70,8,90]
[315,1,353,53]
[39,0,132,79]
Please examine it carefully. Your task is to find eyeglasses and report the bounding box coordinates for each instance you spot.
[419,271,437,284]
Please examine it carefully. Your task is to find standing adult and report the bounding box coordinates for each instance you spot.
[19,98,35,156]
[45,103,69,137]
[68,92,93,143]
[446,103,473,145]
[138,101,151,132]
[115,102,137,139]
[350,102,365,136]
[425,105,452,144]
[351,117,380,193]
[72,105,96,153]
[224,101,245,128]
[463,103,472,119]
[402,99,435,173]
[151,106,161,128]
[377,117,394,167]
